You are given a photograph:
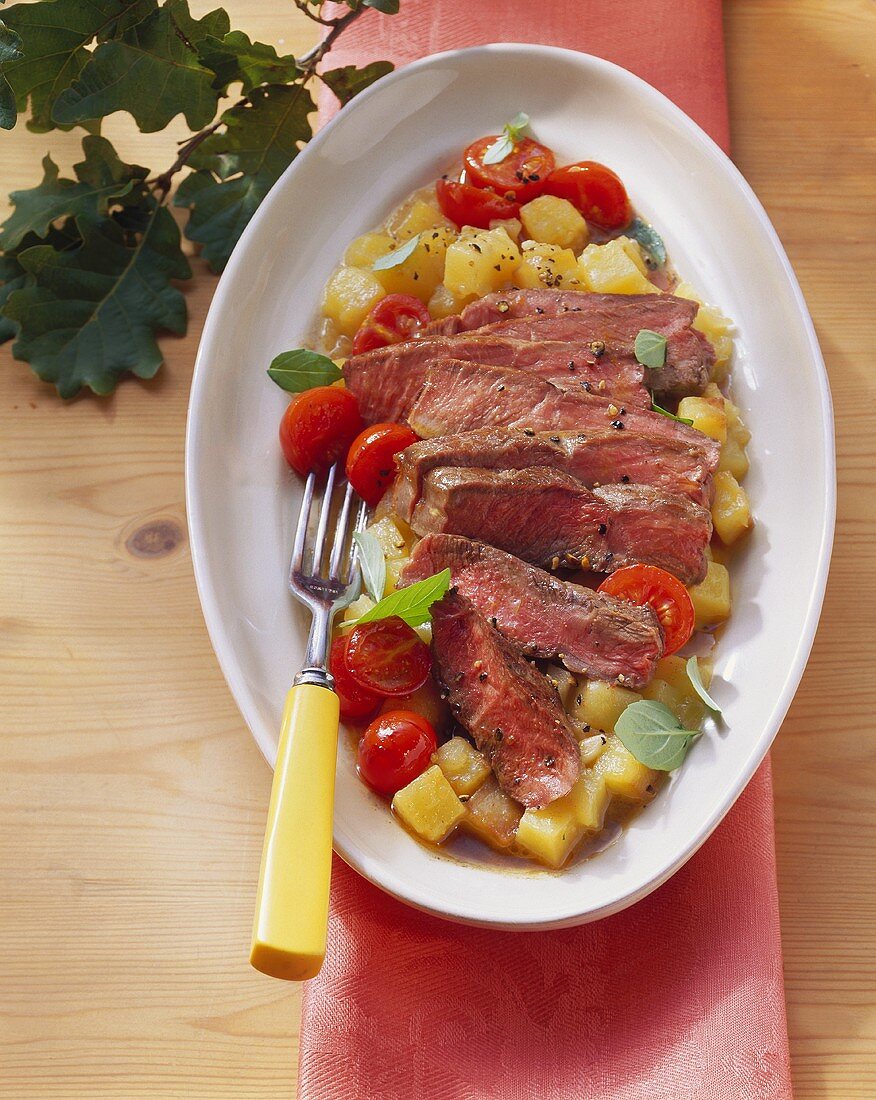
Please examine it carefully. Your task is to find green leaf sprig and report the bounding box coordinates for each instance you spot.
[352,529,386,604]
[0,0,402,397]
[349,568,451,628]
[267,348,343,393]
[481,111,530,166]
[634,329,667,370]
[614,699,699,771]
[625,217,667,268]
[686,656,722,714]
[651,399,694,426]
[371,233,420,271]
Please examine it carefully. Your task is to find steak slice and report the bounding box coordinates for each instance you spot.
[430,590,581,808]
[402,534,664,687]
[425,289,715,397]
[393,426,718,520]
[407,361,713,454]
[410,467,711,585]
[343,332,649,420]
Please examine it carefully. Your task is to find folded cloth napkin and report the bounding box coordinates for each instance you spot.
[300,4,793,1097]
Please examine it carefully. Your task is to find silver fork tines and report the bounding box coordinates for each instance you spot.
[290,464,365,685]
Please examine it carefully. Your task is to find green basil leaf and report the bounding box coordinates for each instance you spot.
[481,111,530,166]
[651,399,694,426]
[350,568,451,628]
[352,529,386,605]
[371,232,419,271]
[267,348,342,393]
[686,656,722,714]
[614,699,698,771]
[626,217,667,267]
[634,328,667,370]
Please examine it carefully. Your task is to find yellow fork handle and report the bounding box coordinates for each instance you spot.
[250,682,339,981]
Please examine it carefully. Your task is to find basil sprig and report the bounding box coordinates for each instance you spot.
[686,656,722,714]
[372,233,420,271]
[614,699,699,771]
[267,348,342,393]
[481,111,530,166]
[651,399,694,426]
[352,529,386,604]
[349,568,451,628]
[634,329,667,370]
[626,218,667,267]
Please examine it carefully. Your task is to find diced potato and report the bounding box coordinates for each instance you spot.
[688,560,731,628]
[514,241,583,291]
[322,266,385,336]
[381,679,451,736]
[570,770,611,831]
[520,195,589,252]
[388,198,454,240]
[375,226,455,302]
[641,676,685,714]
[578,733,609,765]
[427,282,475,320]
[392,765,466,844]
[595,738,659,802]
[464,775,522,851]
[489,216,522,243]
[368,515,409,560]
[712,470,752,544]
[677,395,728,444]
[435,736,491,797]
[675,281,735,381]
[719,435,750,480]
[572,679,642,733]
[642,662,707,729]
[384,557,407,594]
[577,236,658,295]
[344,231,394,268]
[340,593,374,627]
[444,226,521,299]
[517,794,583,868]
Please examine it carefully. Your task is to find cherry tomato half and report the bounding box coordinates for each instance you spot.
[463,135,555,203]
[330,635,381,721]
[351,294,431,356]
[346,422,419,507]
[597,564,695,656]
[357,710,438,796]
[436,178,520,229]
[544,161,632,230]
[345,616,431,697]
[279,386,363,477]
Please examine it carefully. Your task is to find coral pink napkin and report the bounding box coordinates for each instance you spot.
[300,3,792,1097]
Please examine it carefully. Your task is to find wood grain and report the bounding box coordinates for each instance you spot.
[0,2,873,1096]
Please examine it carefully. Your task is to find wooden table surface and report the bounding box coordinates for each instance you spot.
[1,1,873,1096]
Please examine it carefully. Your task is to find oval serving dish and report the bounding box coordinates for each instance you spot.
[186,44,835,929]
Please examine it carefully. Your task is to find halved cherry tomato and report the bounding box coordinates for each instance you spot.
[463,135,555,202]
[597,564,695,656]
[351,294,431,356]
[279,386,363,476]
[357,710,438,796]
[345,616,431,697]
[330,635,381,721]
[436,178,520,229]
[346,422,419,507]
[544,161,632,230]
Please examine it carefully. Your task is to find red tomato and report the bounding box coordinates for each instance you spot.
[544,161,632,230]
[351,294,431,355]
[436,178,520,229]
[357,710,437,796]
[346,422,419,506]
[597,564,695,656]
[329,636,381,721]
[279,386,363,476]
[345,616,431,697]
[463,135,555,202]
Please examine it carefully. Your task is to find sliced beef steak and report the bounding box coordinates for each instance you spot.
[393,426,718,520]
[407,361,714,455]
[343,332,649,419]
[402,534,664,687]
[409,467,711,585]
[430,590,581,808]
[425,289,714,397]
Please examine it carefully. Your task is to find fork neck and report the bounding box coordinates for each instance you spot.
[295,605,333,689]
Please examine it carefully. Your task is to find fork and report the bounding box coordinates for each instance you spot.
[250,462,367,981]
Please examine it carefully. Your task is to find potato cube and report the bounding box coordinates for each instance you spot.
[675,281,735,380]
[688,560,731,628]
[427,282,475,320]
[520,195,589,252]
[322,266,385,336]
[340,594,374,627]
[572,679,642,733]
[517,794,583,868]
[435,736,491,797]
[388,198,454,240]
[719,436,750,480]
[578,733,609,765]
[380,678,451,736]
[444,226,521,299]
[344,232,394,268]
[642,673,706,729]
[514,241,583,291]
[384,557,406,594]
[489,216,522,243]
[595,738,659,802]
[367,515,409,560]
[712,470,752,544]
[677,395,727,444]
[570,770,611,831]
[392,765,466,844]
[641,676,685,715]
[375,227,455,302]
[464,775,522,850]
[577,237,658,295]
